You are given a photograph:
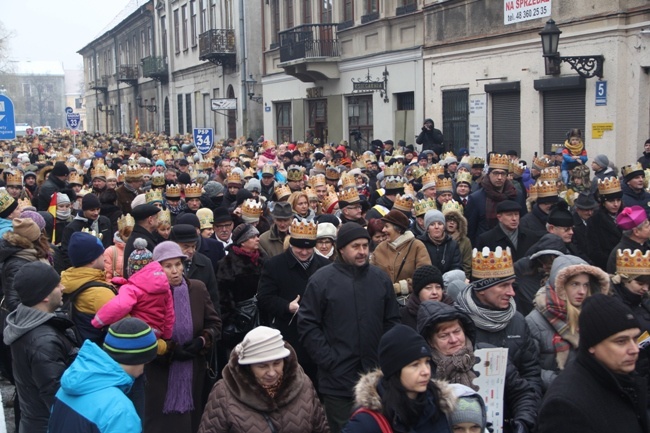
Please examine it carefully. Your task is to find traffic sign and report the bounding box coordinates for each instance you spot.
[66,110,81,130]
[193,128,214,155]
[0,95,16,140]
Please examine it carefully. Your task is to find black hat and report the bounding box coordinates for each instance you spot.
[51,162,70,177]
[177,172,191,185]
[232,223,259,246]
[103,317,158,365]
[236,188,253,206]
[579,293,640,351]
[175,213,200,228]
[271,202,293,219]
[14,262,60,307]
[82,193,101,211]
[178,159,189,166]
[131,204,161,221]
[412,265,444,297]
[213,207,233,224]
[537,194,560,205]
[547,201,573,227]
[336,222,370,250]
[574,193,599,210]
[170,224,199,243]
[496,200,521,214]
[315,213,340,227]
[378,324,431,378]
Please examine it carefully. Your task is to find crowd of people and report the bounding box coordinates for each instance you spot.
[0,126,648,433]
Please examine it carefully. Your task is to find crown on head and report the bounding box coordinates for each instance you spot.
[54,153,66,162]
[197,160,213,171]
[391,148,404,159]
[321,189,339,213]
[472,246,514,279]
[243,167,255,179]
[275,184,292,200]
[622,162,644,179]
[16,197,31,210]
[532,156,552,170]
[354,159,366,170]
[313,160,327,172]
[470,156,485,167]
[184,183,203,198]
[290,219,318,240]
[91,165,108,179]
[455,171,472,185]
[489,154,510,171]
[5,172,22,187]
[340,173,356,190]
[145,190,163,204]
[421,171,438,189]
[196,208,214,229]
[165,184,182,198]
[442,199,464,214]
[365,152,377,163]
[241,199,263,219]
[117,214,136,231]
[286,165,305,182]
[527,182,538,202]
[535,180,558,198]
[383,163,404,177]
[325,166,340,180]
[337,188,360,205]
[81,228,103,241]
[441,151,457,161]
[309,174,326,188]
[403,183,416,197]
[226,171,242,186]
[105,169,117,180]
[436,177,453,193]
[262,139,276,151]
[597,176,621,196]
[304,186,318,200]
[125,165,145,180]
[151,173,165,186]
[0,189,16,214]
[392,194,414,213]
[384,176,405,191]
[509,159,525,177]
[414,198,437,216]
[157,210,172,225]
[261,164,276,176]
[616,249,650,276]
[539,167,561,182]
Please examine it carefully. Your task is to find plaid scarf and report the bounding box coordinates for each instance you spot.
[480,176,518,229]
[534,286,580,369]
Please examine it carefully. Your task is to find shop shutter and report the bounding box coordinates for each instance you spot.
[543,89,586,155]
[492,92,521,155]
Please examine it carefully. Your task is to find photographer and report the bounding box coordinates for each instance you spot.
[416,118,444,158]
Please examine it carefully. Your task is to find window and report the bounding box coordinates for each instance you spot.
[308,99,328,143]
[442,89,469,154]
[141,30,146,59]
[320,0,332,23]
[302,0,311,24]
[343,0,354,22]
[224,0,233,29]
[75,98,83,109]
[177,94,184,132]
[271,0,280,46]
[174,9,180,54]
[285,0,294,29]
[348,96,373,145]
[161,16,168,58]
[182,5,188,50]
[185,93,192,133]
[147,26,153,56]
[190,1,197,47]
[365,0,378,14]
[23,83,31,97]
[396,92,414,110]
[200,0,207,33]
[276,102,292,142]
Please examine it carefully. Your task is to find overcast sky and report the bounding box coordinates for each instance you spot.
[3,0,131,70]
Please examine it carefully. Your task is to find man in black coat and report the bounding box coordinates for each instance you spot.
[36,162,69,211]
[537,294,649,433]
[621,163,650,217]
[571,193,598,257]
[415,118,444,157]
[122,204,161,277]
[477,200,536,262]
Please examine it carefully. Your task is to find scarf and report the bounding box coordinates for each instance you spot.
[74,213,100,234]
[534,286,580,370]
[315,246,334,259]
[564,139,584,156]
[163,279,194,414]
[260,374,283,399]
[166,200,186,215]
[480,175,517,228]
[123,181,139,194]
[431,339,478,391]
[456,287,516,332]
[290,249,313,270]
[232,245,261,266]
[262,149,276,160]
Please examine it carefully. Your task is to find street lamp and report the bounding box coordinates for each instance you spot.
[97,101,114,115]
[135,96,157,113]
[539,19,604,79]
[245,75,263,103]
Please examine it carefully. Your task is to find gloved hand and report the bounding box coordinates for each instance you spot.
[156,339,168,356]
[511,420,529,433]
[171,342,194,361]
[182,337,205,356]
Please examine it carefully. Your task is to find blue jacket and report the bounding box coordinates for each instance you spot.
[48,340,141,433]
[0,218,12,237]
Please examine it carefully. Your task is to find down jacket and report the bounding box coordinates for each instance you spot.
[92,261,175,339]
[370,231,432,293]
[197,343,329,433]
[0,232,46,313]
[418,233,463,275]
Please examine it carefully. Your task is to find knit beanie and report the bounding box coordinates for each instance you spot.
[103,317,158,365]
[336,222,370,250]
[449,394,485,428]
[203,181,225,198]
[232,223,260,246]
[579,293,640,351]
[412,265,444,297]
[593,154,609,169]
[235,326,290,365]
[56,192,71,205]
[51,161,70,177]
[245,178,261,193]
[14,262,60,307]
[378,324,431,378]
[82,193,101,211]
[424,209,446,229]
[12,218,41,242]
[19,210,46,232]
[128,238,153,276]
[68,231,105,267]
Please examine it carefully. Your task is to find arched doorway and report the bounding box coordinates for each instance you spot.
[164,97,170,135]
[227,85,236,139]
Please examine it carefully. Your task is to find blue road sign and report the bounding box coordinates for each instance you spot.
[595,81,607,106]
[66,111,81,130]
[193,128,214,155]
[0,95,16,140]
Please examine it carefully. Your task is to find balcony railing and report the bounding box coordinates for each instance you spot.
[142,56,168,82]
[396,3,417,16]
[279,24,340,63]
[117,64,139,82]
[199,29,236,66]
[88,75,109,91]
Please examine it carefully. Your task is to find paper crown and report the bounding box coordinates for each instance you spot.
[5,172,22,187]
[157,210,172,225]
[81,227,103,241]
[354,159,366,170]
[509,159,525,177]
[325,166,340,180]
[261,164,276,176]
[308,174,326,188]
[274,184,292,200]
[532,156,552,170]
[403,183,416,198]
[340,173,356,190]
[441,151,457,162]
[290,219,318,240]
[196,208,214,229]
[384,176,405,191]
[0,189,16,214]
[616,249,650,276]
[365,152,377,163]
[241,198,263,220]
[184,183,203,198]
[68,172,84,185]
[145,190,163,204]
[226,171,243,186]
[383,163,404,177]
[430,164,446,178]
[286,165,305,182]
[436,177,453,193]
[117,214,135,231]
[338,188,360,204]
[489,154,510,171]
[312,160,327,172]
[151,173,165,186]
[535,180,558,198]
[470,156,485,167]
[16,197,31,210]
[392,194,414,213]
[527,182,538,202]
[91,166,108,179]
[117,172,125,183]
[472,246,514,279]
[262,139,276,150]
[304,186,318,200]
[165,184,181,198]
[414,198,437,217]
[243,167,255,179]
[455,171,472,185]
[54,153,66,162]
[125,165,145,180]
[321,189,339,213]
[539,167,561,182]
[442,200,464,214]
[622,162,644,179]
[598,176,622,196]
[197,160,213,171]
[391,148,404,159]
[409,166,426,181]
[105,169,118,180]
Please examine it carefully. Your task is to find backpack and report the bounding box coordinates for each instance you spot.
[61,281,116,323]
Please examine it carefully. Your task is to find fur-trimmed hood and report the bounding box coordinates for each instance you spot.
[547,254,610,299]
[442,209,467,239]
[353,369,456,415]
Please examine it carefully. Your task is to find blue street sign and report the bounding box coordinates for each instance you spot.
[66,111,81,130]
[0,95,16,140]
[193,128,214,155]
[595,81,607,106]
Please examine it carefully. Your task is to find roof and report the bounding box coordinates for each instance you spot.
[9,60,65,76]
[94,0,149,40]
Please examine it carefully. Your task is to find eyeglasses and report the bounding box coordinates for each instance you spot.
[346,204,362,210]
[490,171,508,177]
[316,239,333,245]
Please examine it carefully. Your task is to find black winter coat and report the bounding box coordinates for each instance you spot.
[99,203,122,235]
[37,173,67,211]
[607,235,650,274]
[476,224,536,262]
[187,250,221,315]
[587,208,621,269]
[365,195,394,221]
[122,225,159,277]
[197,236,225,274]
[622,182,650,217]
[59,214,112,271]
[518,204,548,244]
[0,237,42,313]
[415,124,444,156]
[418,233,463,275]
[465,186,527,244]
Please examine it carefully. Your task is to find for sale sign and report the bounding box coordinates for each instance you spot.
[504,0,551,25]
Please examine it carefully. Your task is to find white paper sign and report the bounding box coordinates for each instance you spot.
[473,347,508,433]
[504,0,551,25]
[469,94,487,157]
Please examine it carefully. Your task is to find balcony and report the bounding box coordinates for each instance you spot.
[278,24,341,82]
[88,75,109,92]
[142,56,168,82]
[117,64,139,84]
[199,29,236,66]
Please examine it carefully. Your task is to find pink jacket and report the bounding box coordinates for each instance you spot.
[92,261,175,339]
[103,240,125,281]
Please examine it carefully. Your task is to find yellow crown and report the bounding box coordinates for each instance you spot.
[645,169,650,189]
[304,186,318,200]
[241,198,263,219]
[91,166,108,179]
[0,189,16,214]
[125,165,145,180]
[383,163,404,177]
[197,160,213,171]
[228,149,239,159]
[93,158,106,167]
[226,171,242,186]
[54,153,66,162]
[337,188,360,204]
[354,159,366,170]
[391,148,404,159]
[421,171,438,189]
[117,214,135,231]
[364,152,377,163]
[414,198,437,217]
[340,173,356,190]
[527,182,538,202]
[308,174,327,188]
[165,184,182,198]
[442,199,464,214]
[384,176,405,191]
[321,189,340,213]
[184,183,203,198]
[261,164,276,176]
[105,169,117,180]
[157,210,172,225]
[472,246,514,280]
[403,183,416,197]
[539,167,561,182]
[616,249,650,276]
[535,180,558,198]
[243,167,255,179]
[151,173,165,186]
[286,165,305,182]
[196,208,214,230]
[409,167,426,181]
[441,151,456,161]
[5,172,22,187]
[275,184,292,200]
[290,219,318,240]
[325,166,340,180]
[37,154,46,161]
[313,160,327,173]
[16,197,31,210]
[470,156,485,167]
[597,176,621,196]
[622,162,644,179]
[509,159,525,177]
[145,190,163,204]
[117,171,125,183]
[436,177,453,193]
[532,156,552,170]
[262,139,276,151]
[489,154,510,171]
[81,227,103,241]
[455,171,472,185]
[392,194,414,213]
[430,164,446,178]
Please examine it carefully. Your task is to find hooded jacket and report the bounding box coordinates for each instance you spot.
[621,181,650,217]
[0,233,46,313]
[48,340,141,433]
[415,118,445,155]
[103,232,126,280]
[418,233,463,275]
[370,231,432,293]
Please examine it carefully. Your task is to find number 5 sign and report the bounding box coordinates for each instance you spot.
[193,128,214,155]
[595,81,607,106]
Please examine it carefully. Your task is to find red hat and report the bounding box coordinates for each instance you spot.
[616,205,647,230]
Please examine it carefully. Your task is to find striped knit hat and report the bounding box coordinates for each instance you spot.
[103,318,158,365]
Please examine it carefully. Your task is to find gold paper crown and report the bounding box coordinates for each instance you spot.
[364,152,377,163]
[5,172,22,187]
[532,156,552,170]
[472,246,514,279]
[54,153,66,162]
[442,200,464,214]
[117,172,125,183]
[261,164,276,176]
[392,194,414,213]
[616,249,650,276]
[105,169,117,180]
[304,186,318,200]
[470,156,485,167]
[308,174,326,188]
[430,164,446,178]
[391,148,404,159]
[91,166,108,179]
[509,159,525,177]
[622,162,644,179]
[414,198,437,217]
[455,172,472,185]
[38,154,46,161]
[383,163,404,177]
[321,189,339,213]
[340,173,356,190]
[197,160,213,171]
[117,214,135,231]
[539,167,561,182]
[165,184,182,198]
[535,180,558,198]
[262,139,276,150]
[354,159,366,170]
[403,183,416,197]
[290,219,318,240]
[241,198,263,219]
[286,165,305,182]
[275,184,292,200]
[313,160,327,172]
[243,167,255,179]
[441,151,456,161]
[597,176,621,196]
[151,173,165,186]
[184,183,203,198]
[228,149,239,159]
[196,208,214,230]
[528,182,538,202]
[81,227,103,241]
[337,188,360,204]
[410,167,426,181]
[157,210,172,225]
[384,176,405,190]
[489,154,510,171]
[145,190,163,204]
[325,166,340,180]
[226,171,242,185]
[125,165,145,180]
[421,171,438,189]
[436,177,453,193]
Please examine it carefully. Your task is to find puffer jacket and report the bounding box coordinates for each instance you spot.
[198,343,329,433]
[92,261,174,339]
[0,233,45,313]
[103,233,126,280]
[525,255,610,392]
[0,217,12,237]
[418,233,463,275]
[341,369,454,433]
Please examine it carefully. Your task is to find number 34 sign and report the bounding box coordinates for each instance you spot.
[193,128,214,155]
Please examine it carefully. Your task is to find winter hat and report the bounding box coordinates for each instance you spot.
[495,200,521,214]
[103,317,158,365]
[20,210,46,231]
[616,205,647,230]
[317,222,337,240]
[232,223,259,246]
[14,262,60,307]
[131,204,161,221]
[378,324,431,378]
[155,159,166,167]
[170,224,200,243]
[412,265,444,297]
[315,213,340,227]
[51,162,70,177]
[56,192,71,205]
[579,293,640,351]
[448,385,486,429]
[128,238,154,276]
[381,209,410,231]
[245,178,261,193]
[177,172,191,185]
[271,202,293,219]
[443,269,467,288]
[68,231,105,267]
[236,326,290,365]
[593,154,609,169]
[203,181,225,198]
[424,209,446,229]
[12,218,41,242]
[336,222,370,250]
[153,241,188,262]
[547,201,573,227]
[175,213,200,229]
[213,207,233,224]
[82,193,101,211]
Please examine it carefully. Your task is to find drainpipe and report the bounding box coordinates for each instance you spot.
[239,0,248,135]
